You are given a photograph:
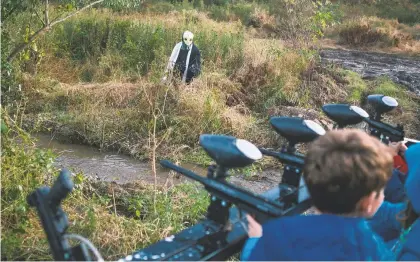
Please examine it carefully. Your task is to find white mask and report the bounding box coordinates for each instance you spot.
[182,31,194,47]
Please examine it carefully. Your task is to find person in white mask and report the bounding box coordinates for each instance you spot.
[162,30,201,84]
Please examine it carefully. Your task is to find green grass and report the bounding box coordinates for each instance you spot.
[343,70,368,103]
[182,147,213,166]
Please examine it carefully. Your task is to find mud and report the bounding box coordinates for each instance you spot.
[320,48,420,95]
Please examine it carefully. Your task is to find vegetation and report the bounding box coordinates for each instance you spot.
[1,110,209,260]
[1,0,419,260]
[323,0,420,54]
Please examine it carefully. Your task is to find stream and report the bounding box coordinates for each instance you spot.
[34,133,201,185]
[34,133,281,194]
[320,49,420,95]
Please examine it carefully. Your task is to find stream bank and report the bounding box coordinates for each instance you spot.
[34,133,282,194]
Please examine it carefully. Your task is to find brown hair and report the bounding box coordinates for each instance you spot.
[303,129,393,214]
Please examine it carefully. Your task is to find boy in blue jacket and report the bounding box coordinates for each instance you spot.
[242,129,396,261]
[393,143,420,260]
[367,142,420,256]
[368,141,409,245]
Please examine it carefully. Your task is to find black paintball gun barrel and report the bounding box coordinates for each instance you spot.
[160,159,285,221]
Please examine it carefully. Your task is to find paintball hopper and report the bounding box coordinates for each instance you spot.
[270,117,326,148]
[199,134,262,168]
[322,104,369,128]
[367,94,398,120]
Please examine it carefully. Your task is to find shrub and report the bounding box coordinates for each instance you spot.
[375,0,420,25]
[267,0,338,44]
[338,21,392,46]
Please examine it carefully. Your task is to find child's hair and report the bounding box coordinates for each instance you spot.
[303,129,393,214]
[398,201,419,229]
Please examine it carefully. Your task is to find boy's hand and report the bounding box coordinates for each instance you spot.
[246,214,262,238]
[389,141,408,156]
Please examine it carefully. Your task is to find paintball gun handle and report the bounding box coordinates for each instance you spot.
[27,169,100,261]
[364,118,405,144]
[27,169,75,261]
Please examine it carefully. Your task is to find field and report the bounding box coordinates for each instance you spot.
[1,0,419,260]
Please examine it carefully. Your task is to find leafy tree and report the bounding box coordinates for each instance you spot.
[1,0,105,106]
[2,0,105,63]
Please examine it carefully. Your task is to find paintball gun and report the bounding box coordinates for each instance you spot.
[364,94,405,144]
[258,117,325,207]
[119,117,325,261]
[31,118,325,261]
[27,169,103,261]
[322,94,419,147]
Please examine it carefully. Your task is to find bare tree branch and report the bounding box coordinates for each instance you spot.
[45,0,50,25]
[49,0,104,27]
[6,26,47,63]
[6,0,104,63]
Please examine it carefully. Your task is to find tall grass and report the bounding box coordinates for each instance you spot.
[375,0,420,25]
[1,109,209,260]
[41,9,244,82]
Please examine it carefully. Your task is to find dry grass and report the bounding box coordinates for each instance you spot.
[100,8,243,34]
[233,38,315,109]
[65,82,141,108]
[37,53,81,84]
[247,8,278,38]
[24,26,420,160]
[23,75,269,159]
[17,6,420,161]
[325,16,420,55]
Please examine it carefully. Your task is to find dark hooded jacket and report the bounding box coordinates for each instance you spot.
[175,44,201,83]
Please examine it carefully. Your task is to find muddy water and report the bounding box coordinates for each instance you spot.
[320,49,420,95]
[34,134,281,194]
[33,133,204,185]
